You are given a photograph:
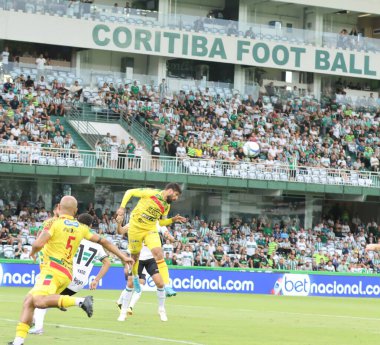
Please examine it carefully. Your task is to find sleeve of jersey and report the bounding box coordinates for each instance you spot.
[48,221,56,237]
[120,188,154,208]
[159,205,172,226]
[83,225,93,240]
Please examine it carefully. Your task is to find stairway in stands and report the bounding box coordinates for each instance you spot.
[50,115,93,151]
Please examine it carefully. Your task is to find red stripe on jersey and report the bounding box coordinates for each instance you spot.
[150,196,165,213]
[49,261,72,280]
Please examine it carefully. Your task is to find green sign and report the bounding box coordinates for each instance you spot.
[92,24,377,78]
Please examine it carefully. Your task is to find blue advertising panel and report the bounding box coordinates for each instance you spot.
[0,262,380,298]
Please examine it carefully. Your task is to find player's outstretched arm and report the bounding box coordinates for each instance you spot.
[30,231,51,261]
[89,234,134,266]
[90,257,111,290]
[366,244,380,252]
[159,214,186,227]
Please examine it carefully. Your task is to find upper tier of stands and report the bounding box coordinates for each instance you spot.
[1,0,380,53]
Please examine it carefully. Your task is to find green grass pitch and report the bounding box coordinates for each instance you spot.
[0,287,379,345]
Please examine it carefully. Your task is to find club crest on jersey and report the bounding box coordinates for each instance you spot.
[64,220,79,227]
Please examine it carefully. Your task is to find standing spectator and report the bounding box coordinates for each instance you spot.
[109,136,119,169]
[159,78,167,101]
[134,142,143,169]
[151,136,161,171]
[130,81,140,99]
[1,46,10,72]
[181,246,194,266]
[126,138,136,169]
[35,54,46,76]
[118,139,128,169]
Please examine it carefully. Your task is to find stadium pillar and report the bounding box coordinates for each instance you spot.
[36,178,53,211]
[305,195,315,230]
[159,0,170,26]
[313,73,321,100]
[238,0,248,29]
[234,65,245,95]
[314,8,324,46]
[221,191,231,226]
[148,56,167,83]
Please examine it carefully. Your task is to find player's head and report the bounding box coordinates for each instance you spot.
[78,213,94,227]
[164,183,182,204]
[58,196,78,216]
[52,203,59,217]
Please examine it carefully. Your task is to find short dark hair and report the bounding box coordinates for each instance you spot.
[78,213,94,227]
[165,183,182,194]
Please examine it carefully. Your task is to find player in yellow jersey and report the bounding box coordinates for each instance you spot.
[116,183,186,297]
[9,196,133,345]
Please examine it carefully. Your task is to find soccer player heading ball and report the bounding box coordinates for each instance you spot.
[116,183,186,297]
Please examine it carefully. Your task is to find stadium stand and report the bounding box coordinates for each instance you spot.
[0,199,379,274]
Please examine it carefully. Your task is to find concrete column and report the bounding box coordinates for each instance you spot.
[36,178,53,211]
[158,0,169,27]
[314,8,324,46]
[304,195,314,230]
[234,64,245,94]
[238,0,248,32]
[313,73,321,100]
[221,191,231,226]
[75,50,81,78]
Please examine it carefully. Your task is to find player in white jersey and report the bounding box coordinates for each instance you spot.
[116,222,174,322]
[29,213,111,335]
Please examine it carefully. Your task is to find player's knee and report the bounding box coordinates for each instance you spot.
[151,248,163,260]
[32,296,46,309]
[23,294,34,308]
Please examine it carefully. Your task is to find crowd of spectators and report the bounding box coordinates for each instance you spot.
[1,64,380,176]
[0,70,86,155]
[86,75,380,173]
[1,198,380,275]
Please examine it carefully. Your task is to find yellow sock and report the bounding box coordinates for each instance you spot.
[58,295,76,308]
[16,322,30,339]
[156,259,169,285]
[132,259,139,276]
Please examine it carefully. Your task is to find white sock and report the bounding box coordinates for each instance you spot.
[157,288,166,310]
[13,337,24,345]
[33,308,48,330]
[120,288,133,316]
[75,297,85,306]
[129,291,142,309]
[117,288,128,305]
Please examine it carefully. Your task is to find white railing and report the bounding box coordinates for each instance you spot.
[0,145,379,188]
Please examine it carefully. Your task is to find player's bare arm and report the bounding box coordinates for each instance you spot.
[90,257,111,290]
[89,234,134,266]
[366,244,380,251]
[116,222,129,235]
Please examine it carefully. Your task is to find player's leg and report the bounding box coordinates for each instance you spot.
[128,225,144,293]
[145,232,176,297]
[118,276,134,321]
[145,258,167,321]
[30,287,76,335]
[10,272,92,345]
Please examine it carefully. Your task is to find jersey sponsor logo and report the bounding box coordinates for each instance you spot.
[141,213,155,222]
[63,220,79,227]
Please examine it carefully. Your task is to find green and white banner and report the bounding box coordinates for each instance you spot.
[0,10,378,79]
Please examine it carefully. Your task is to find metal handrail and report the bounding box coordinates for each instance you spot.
[0,144,379,189]
[71,107,153,151]
[66,108,104,148]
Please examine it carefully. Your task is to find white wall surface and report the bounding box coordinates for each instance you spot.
[73,121,150,158]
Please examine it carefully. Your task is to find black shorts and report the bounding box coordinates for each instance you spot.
[60,288,76,296]
[129,258,159,281]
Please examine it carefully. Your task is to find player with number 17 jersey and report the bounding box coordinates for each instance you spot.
[68,239,108,292]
